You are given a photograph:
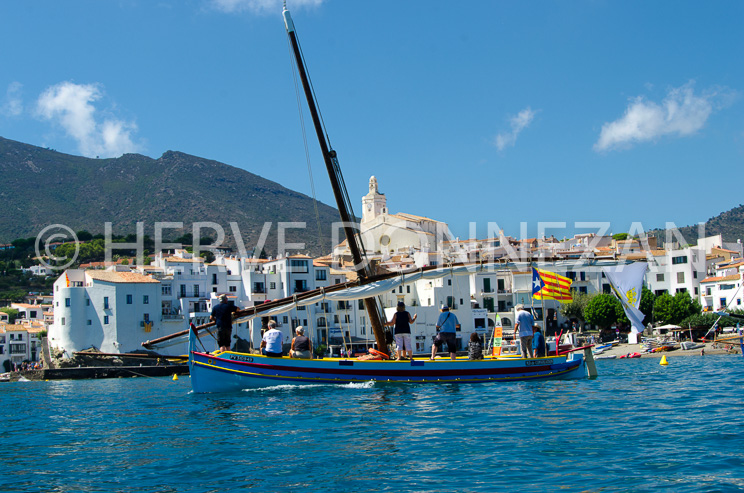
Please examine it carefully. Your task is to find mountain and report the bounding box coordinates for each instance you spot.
[0,136,342,256]
[647,204,744,247]
[657,205,744,247]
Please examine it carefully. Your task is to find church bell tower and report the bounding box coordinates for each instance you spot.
[361,176,387,224]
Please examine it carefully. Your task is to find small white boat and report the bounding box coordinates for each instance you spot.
[680,341,705,351]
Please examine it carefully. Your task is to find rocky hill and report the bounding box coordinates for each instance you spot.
[654,205,744,247]
[0,136,341,256]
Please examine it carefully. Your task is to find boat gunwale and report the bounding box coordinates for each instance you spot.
[190,350,581,378]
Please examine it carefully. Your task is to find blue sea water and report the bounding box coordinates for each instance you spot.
[2,355,743,493]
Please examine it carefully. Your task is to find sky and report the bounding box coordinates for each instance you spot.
[2,0,743,242]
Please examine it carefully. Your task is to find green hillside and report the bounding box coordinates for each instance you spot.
[655,205,744,247]
[0,136,341,256]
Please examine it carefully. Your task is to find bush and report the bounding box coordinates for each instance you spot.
[585,294,622,330]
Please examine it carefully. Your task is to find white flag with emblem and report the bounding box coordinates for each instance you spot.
[602,262,648,334]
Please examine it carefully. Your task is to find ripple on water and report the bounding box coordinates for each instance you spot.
[2,355,743,492]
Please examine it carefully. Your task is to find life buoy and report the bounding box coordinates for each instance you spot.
[368,348,390,360]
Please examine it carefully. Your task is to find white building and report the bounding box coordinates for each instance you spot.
[0,324,43,370]
[700,259,744,312]
[49,269,165,355]
[10,303,51,324]
[353,176,451,257]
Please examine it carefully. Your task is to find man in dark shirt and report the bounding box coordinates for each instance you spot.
[210,294,238,352]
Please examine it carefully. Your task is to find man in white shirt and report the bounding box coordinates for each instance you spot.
[261,320,284,357]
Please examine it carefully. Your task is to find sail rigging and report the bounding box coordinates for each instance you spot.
[283,6,388,353]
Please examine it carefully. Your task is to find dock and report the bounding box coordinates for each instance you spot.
[8,365,189,382]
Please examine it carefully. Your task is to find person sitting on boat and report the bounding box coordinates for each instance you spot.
[514,304,535,358]
[431,305,460,360]
[532,326,546,358]
[468,332,483,360]
[385,301,417,361]
[289,326,312,359]
[261,320,284,357]
[210,294,239,352]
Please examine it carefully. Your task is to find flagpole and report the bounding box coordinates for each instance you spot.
[542,298,548,356]
[530,263,535,358]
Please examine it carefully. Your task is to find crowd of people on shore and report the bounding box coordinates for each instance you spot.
[12,361,42,372]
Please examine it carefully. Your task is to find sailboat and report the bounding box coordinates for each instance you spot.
[179,5,597,393]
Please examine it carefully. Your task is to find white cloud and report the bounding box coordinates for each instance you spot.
[35,81,140,158]
[494,107,536,151]
[2,82,23,117]
[210,0,323,14]
[594,82,722,152]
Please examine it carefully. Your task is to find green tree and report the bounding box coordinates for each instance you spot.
[76,230,93,242]
[584,294,622,330]
[174,233,193,245]
[671,291,701,323]
[0,307,19,323]
[654,291,701,325]
[653,293,675,324]
[639,286,655,325]
[0,289,27,302]
[679,312,738,329]
[558,292,594,330]
[612,233,629,241]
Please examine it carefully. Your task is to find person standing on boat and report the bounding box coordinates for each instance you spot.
[289,326,312,359]
[210,294,239,352]
[261,320,284,357]
[514,304,535,358]
[385,301,417,360]
[532,326,546,358]
[431,305,460,360]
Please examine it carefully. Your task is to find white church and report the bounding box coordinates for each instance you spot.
[334,176,452,260]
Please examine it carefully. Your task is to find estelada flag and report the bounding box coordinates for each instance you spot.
[532,267,572,302]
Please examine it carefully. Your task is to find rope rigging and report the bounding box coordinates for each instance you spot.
[286,30,325,254]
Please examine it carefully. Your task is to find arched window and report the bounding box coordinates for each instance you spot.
[316,316,327,328]
[501,318,512,326]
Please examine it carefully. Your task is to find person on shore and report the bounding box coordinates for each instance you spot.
[514,304,535,358]
[532,326,546,357]
[289,326,312,359]
[261,320,284,357]
[468,332,483,360]
[210,294,239,352]
[385,301,417,360]
[431,305,460,360]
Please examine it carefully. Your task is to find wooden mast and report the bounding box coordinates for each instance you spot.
[283,6,388,354]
